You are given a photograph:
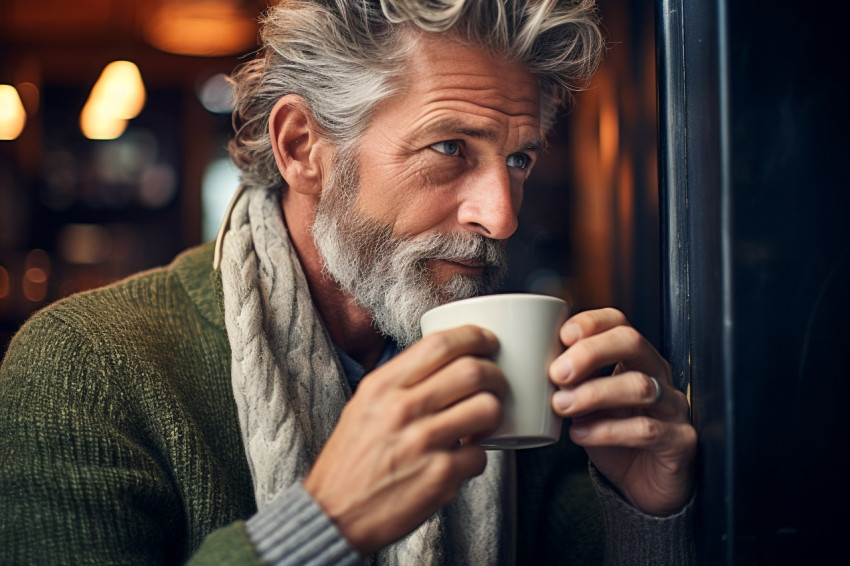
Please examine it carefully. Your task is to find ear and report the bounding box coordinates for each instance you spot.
[269,94,330,195]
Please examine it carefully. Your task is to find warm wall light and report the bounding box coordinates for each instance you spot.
[80,61,146,140]
[22,249,50,304]
[144,0,258,57]
[89,61,146,119]
[22,267,48,303]
[80,103,129,140]
[0,84,27,140]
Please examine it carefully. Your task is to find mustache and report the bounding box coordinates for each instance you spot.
[346,216,508,273]
[414,232,507,268]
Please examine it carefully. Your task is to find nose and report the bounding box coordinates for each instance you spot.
[457,164,520,240]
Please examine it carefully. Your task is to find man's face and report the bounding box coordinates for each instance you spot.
[312,33,543,346]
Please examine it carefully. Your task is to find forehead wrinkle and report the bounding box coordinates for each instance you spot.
[423,95,539,122]
[413,93,540,125]
[417,79,539,108]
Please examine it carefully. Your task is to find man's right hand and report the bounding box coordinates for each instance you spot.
[302,325,506,556]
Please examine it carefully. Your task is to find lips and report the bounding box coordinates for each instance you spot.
[428,258,486,279]
[449,258,485,269]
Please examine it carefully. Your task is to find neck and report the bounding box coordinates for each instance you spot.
[281,190,387,371]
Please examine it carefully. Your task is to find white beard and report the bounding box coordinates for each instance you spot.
[310,149,508,347]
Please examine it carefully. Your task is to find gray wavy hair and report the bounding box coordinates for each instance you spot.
[229,0,604,190]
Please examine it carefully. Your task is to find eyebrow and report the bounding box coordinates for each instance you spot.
[417,118,548,153]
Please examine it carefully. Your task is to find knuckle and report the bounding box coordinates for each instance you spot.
[576,383,598,408]
[636,373,657,402]
[569,339,595,364]
[456,357,487,385]
[428,453,457,485]
[423,332,455,358]
[615,325,643,349]
[477,393,503,427]
[385,395,419,426]
[382,434,422,476]
[423,326,486,357]
[459,358,503,395]
[598,307,629,330]
[636,416,660,442]
[404,424,433,451]
[603,307,628,323]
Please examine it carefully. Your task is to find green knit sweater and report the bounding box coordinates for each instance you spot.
[0,243,689,565]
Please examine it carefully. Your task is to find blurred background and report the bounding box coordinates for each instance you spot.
[0,0,268,351]
[0,0,661,356]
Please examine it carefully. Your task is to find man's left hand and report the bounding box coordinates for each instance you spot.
[548,308,697,516]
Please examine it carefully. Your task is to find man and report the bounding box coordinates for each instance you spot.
[0,1,696,564]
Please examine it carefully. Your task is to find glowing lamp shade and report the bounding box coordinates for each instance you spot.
[80,103,129,140]
[81,61,145,140]
[0,84,27,141]
[144,0,258,57]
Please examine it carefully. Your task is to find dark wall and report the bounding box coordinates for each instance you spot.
[726,1,850,563]
[658,0,850,563]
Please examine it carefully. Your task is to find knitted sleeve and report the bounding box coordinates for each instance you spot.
[0,306,261,565]
[590,464,696,566]
[244,483,361,565]
[515,421,695,565]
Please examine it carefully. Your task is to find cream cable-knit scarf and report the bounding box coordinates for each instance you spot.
[217,185,516,565]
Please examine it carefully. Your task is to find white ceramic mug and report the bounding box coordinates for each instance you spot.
[420,293,569,449]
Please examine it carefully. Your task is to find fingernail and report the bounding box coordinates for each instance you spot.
[553,390,574,412]
[563,323,581,344]
[551,357,575,384]
[570,424,588,438]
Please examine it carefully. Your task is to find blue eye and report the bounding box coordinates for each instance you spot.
[430,140,460,156]
[507,153,531,170]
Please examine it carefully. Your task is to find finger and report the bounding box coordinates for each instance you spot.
[414,356,508,415]
[550,325,670,387]
[417,391,503,449]
[422,445,489,501]
[451,444,489,479]
[559,308,629,346]
[376,326,500,389]
[569,414,697,453]
[552,371,687,420]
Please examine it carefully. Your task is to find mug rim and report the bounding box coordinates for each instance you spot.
[422,293,568,318]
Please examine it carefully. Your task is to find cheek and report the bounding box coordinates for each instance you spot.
[355,153,412,215]
[357,153,462,234]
